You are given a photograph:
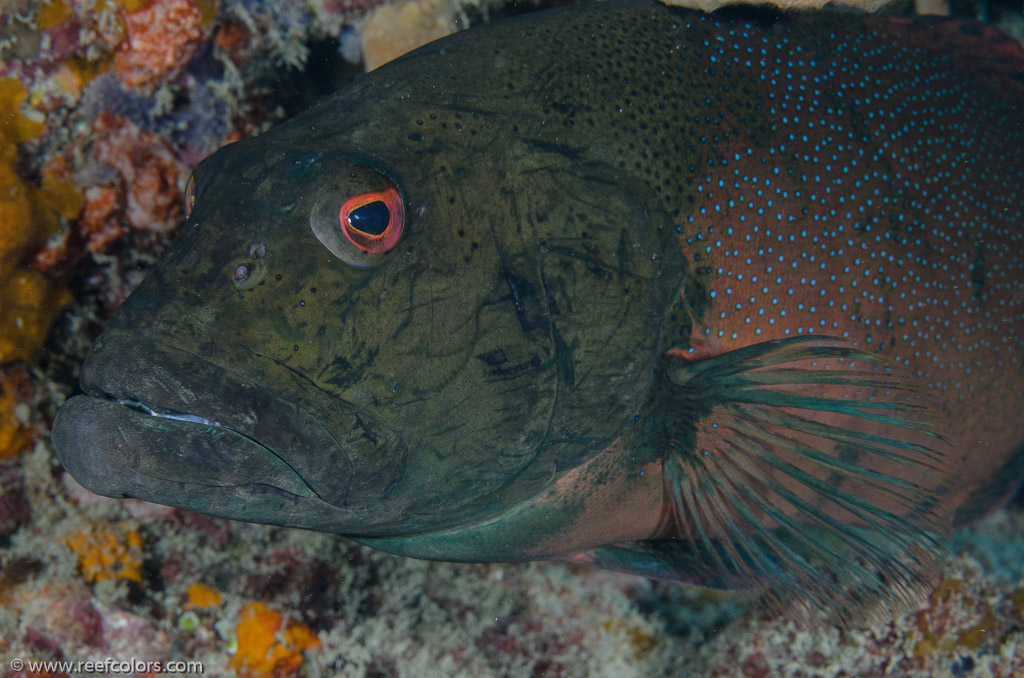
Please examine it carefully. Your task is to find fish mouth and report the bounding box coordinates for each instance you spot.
[115,399,224,428]
[53,395,326,522]
[51,330,408,534]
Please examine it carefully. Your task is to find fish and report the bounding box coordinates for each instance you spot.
[51,0,1024,622]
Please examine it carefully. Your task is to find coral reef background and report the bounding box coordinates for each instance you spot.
[0,0,1022,675]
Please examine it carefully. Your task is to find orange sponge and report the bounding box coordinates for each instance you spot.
[66,523,145,584]
[0,79,74,364]
[229,602,321,678]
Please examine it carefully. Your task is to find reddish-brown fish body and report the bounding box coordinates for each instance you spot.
[667,16,1024,520]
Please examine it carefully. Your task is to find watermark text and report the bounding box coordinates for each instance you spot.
[10,657,203,674]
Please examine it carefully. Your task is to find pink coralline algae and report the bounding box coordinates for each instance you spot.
[15,585,167,666]
[89,112,185,233]
[114,0,207,88]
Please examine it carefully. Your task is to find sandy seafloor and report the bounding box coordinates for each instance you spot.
[1,0,1024,675]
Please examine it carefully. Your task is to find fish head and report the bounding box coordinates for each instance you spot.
[52,40,686,539]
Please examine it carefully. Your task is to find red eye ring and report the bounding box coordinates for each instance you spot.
[339,187,404,254]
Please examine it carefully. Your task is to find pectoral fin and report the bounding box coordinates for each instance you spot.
[625,337,955,623]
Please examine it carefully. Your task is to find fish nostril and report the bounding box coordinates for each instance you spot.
[249,242,266,259]
[234,264,250,281]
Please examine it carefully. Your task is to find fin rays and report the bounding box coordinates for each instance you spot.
[661,337,953,624]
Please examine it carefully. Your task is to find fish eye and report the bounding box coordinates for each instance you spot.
[339,187,403,254]
[184,173,196,217]
[310,167,405,268]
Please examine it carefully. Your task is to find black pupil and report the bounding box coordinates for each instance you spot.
[348,200,391,236]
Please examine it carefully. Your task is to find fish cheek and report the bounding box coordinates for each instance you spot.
[337,158,687,525]
[343,221,564,522]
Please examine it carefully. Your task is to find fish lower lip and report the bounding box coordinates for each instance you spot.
[52,394,320,502]
[118,398,221,427]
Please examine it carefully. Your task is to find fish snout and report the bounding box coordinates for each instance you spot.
[55,329,409,531]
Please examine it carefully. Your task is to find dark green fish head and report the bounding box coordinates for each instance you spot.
[53,18,685,538]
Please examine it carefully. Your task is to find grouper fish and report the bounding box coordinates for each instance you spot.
[52,0,1024,621]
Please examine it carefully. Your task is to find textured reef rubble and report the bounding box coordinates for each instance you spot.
[3,463,1024,676]
[0,0,1022,676]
